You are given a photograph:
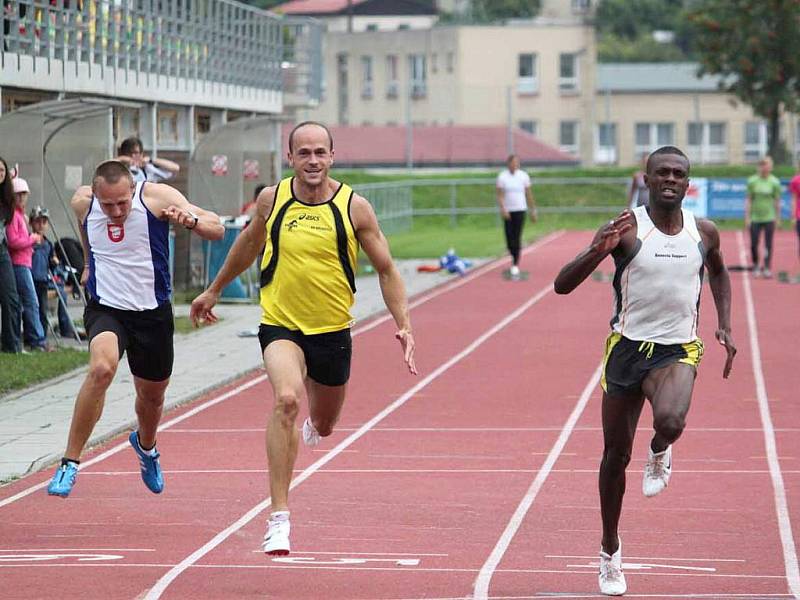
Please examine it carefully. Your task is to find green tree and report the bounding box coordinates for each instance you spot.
[687,0,800,163]
[596,0,684,39]
[598,33,687,63]
[470,0,541,22]
[594,0,693,62]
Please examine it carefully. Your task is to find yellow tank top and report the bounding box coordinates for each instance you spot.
[259,177,359,334]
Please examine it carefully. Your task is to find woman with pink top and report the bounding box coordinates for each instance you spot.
[0,156,22,353]
[5,177,47,350]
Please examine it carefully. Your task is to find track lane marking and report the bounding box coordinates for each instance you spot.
[472,362,603,599]
[0,232,563,509]
[144,282,558,599]
[737,231,800,599]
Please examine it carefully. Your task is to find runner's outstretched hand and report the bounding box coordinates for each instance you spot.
[190,289,220,327]
[396,328,417,375]
[715,329,736,379]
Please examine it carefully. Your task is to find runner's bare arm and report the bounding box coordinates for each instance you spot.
[554,210,634,294]
[144,183,224,240]
[698,218,736,378]
[70,186,93,285]
[352,194,417,374]
[190,186,276,325]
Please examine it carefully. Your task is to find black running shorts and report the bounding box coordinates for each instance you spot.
[258,325,352,387]
[84,300,175,382]
[601,332,703,397]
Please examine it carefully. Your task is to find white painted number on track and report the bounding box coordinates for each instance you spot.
[0,553,123,562]
[271,556,420,566]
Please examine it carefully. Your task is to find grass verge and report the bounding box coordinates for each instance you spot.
[173,315,222,334]
[0,348,89,395]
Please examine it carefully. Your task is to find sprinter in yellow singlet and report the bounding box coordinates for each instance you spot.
[190,121,417,557]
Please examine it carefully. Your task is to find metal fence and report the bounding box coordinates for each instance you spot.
[355,177,630,232]
[0,0,323,102]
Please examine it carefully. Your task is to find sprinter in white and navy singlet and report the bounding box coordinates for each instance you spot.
[46,160,223,500]
[85,181,170,311]
[554,147,736,596]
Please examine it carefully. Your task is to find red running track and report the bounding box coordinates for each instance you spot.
[0,229,798,600]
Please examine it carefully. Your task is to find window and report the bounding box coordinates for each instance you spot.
[559,53,579,93]
[595,123,617,164]
[157,108,179,145]
[634,122,674,158]
[409,54,427,98]
[744,121,768,162]
[687,121,727,163]
[398,23,410,30]
[559,120,579,155]
[366,23,378,31]
[572,0,592,11]
[656,123,674,145]
[519,120,538,135]
[432,53,438,73]
[195,111,211,140]
[115,107,140,142]
[361,56,373,99]
[386,55,399,98]
[517,53,538,94]
[446,52,454,73]
[337,53,349,125]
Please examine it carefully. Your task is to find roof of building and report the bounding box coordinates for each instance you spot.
[273,0,436,16]
[281,124,578,167]
[597,62,731,93]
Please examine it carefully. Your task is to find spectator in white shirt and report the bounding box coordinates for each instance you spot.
[496,154,537,279]
[116,137,180,184]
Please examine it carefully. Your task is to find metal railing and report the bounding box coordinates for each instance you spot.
[1,0,322,102]
[354,177,630,232]
[281,16,323,106]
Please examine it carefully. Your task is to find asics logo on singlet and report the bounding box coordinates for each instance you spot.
[286,219,298,231]
[298,213,320,221]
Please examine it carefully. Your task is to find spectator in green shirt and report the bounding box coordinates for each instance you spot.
[745,156,782,278]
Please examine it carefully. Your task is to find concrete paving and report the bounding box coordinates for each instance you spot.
[0,260,474,483]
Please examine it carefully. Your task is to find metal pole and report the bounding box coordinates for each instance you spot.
[506,85,513,155]
[151,101,159,158]
[405,78,413,170]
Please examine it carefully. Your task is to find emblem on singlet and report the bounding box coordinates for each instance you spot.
[107,223,125,243]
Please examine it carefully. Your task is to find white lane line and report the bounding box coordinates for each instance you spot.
[0,231,563,508]
[0,375,267,509]
[353,231,564,335]
[79,468,800,476]
[0,548,155,552]
[143,283,556,600]
[166,426,800,433]
[248,550,449,556]
[738,231,800,599]
[546,554,744,562]
[0,562,789,580]
[472,362,603,600]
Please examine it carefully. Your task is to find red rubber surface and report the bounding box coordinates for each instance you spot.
[0,230,797,599]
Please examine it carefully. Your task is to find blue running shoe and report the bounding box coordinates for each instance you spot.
[129,431,164,494]
[47,461,79,497]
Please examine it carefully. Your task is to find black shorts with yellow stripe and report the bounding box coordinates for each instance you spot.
[601,332,704,397]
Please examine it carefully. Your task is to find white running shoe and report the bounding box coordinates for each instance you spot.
[302,417,321,447]
[763,268,773,279]
[262,512,291,556]
[643,444,672,497]
[599,539,627,596]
